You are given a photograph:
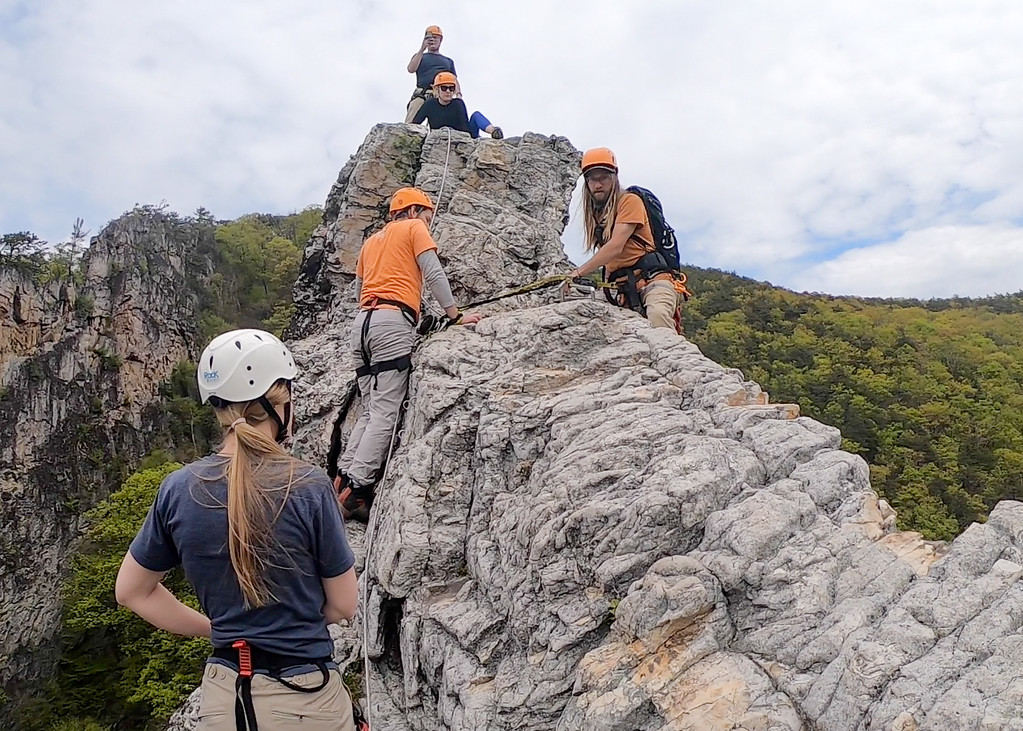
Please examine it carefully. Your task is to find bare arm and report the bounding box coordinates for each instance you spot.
[407,38,429,73]
[115,553,211,637]
[570,222,639,278]
[322,567,358,623]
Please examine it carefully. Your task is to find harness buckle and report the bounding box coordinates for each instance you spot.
[233,640,253,678]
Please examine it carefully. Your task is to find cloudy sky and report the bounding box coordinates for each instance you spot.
[2,0,1022,298]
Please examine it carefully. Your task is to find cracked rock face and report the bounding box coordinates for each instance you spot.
[0,272,70,363]
[169,125,1023,730]
[0,210,212,717]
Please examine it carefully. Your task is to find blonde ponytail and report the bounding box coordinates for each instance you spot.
[214,380,296,607]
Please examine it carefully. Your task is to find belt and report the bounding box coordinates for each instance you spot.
[211,643,332,674]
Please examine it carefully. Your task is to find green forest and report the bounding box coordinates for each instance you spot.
[683,267,1023,542]
[199,208,319,339]
[7,208,322,731]
[1,206,320,340]
[7,212,1023,728]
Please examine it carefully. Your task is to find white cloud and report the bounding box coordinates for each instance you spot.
[792,225,1023,298]
[2,0,1023,298]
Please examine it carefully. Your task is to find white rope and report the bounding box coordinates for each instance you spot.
[429,127,453,234]
[358,372,411,727]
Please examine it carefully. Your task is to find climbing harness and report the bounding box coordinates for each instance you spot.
[215,640,340,731]
[356,297,417,389]
[604,254,691,335]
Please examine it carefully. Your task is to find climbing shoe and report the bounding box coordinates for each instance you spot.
[491,126,504,140]
[333,471,352,496]
[339,482,374,523]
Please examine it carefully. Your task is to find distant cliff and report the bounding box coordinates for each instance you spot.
[0,209,215,720]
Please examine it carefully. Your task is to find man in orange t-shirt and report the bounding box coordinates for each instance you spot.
[565,147,682,331]
[336,187,481,521]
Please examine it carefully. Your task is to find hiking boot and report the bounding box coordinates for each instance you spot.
[339,483,374,523]
[491,126,504,140]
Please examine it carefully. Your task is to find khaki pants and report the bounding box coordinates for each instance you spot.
[339,309,416,486]
[404,88,432,123]
[642,280,682,330]
[196,662,355,730]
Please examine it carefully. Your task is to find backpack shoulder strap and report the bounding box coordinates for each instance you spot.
[620,189,656,252]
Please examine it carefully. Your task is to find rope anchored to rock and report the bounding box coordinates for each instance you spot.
[414,274,615,335]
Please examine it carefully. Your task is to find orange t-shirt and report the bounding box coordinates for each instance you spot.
[356,218,438,314]
[603,192,655,276]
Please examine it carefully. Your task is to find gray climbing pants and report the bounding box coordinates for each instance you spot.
[338,309,416,487]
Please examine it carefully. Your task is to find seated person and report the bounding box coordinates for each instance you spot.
[412,72,504,140]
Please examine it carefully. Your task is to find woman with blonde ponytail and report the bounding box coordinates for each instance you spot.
[116,329,358,731]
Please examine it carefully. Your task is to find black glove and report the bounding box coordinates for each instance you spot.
[416,312,460,336]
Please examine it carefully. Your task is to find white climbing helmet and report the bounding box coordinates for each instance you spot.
[196,328,298,405]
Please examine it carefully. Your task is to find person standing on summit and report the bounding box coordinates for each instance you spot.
[404,25,459,123]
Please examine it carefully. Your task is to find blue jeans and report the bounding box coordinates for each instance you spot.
[469,111,492,139]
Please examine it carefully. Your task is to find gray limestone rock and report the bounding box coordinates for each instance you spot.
[167,124,1023,730]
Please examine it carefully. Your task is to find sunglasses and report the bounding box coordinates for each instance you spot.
[438,85,456,92]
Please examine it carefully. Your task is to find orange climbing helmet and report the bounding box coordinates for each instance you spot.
[432,71,457,89]
[581,147,618,175]
[389,187,435,214]
[425,25,443,38]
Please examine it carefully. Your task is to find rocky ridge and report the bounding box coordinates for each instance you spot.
[0,209,214,718]
[166,123,1023,730]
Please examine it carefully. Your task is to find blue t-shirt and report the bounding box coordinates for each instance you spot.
[129,455,355,659]
[415,52,456,89]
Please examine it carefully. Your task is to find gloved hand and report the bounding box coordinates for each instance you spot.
[416,312,458,335]
[561,273,597,297]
